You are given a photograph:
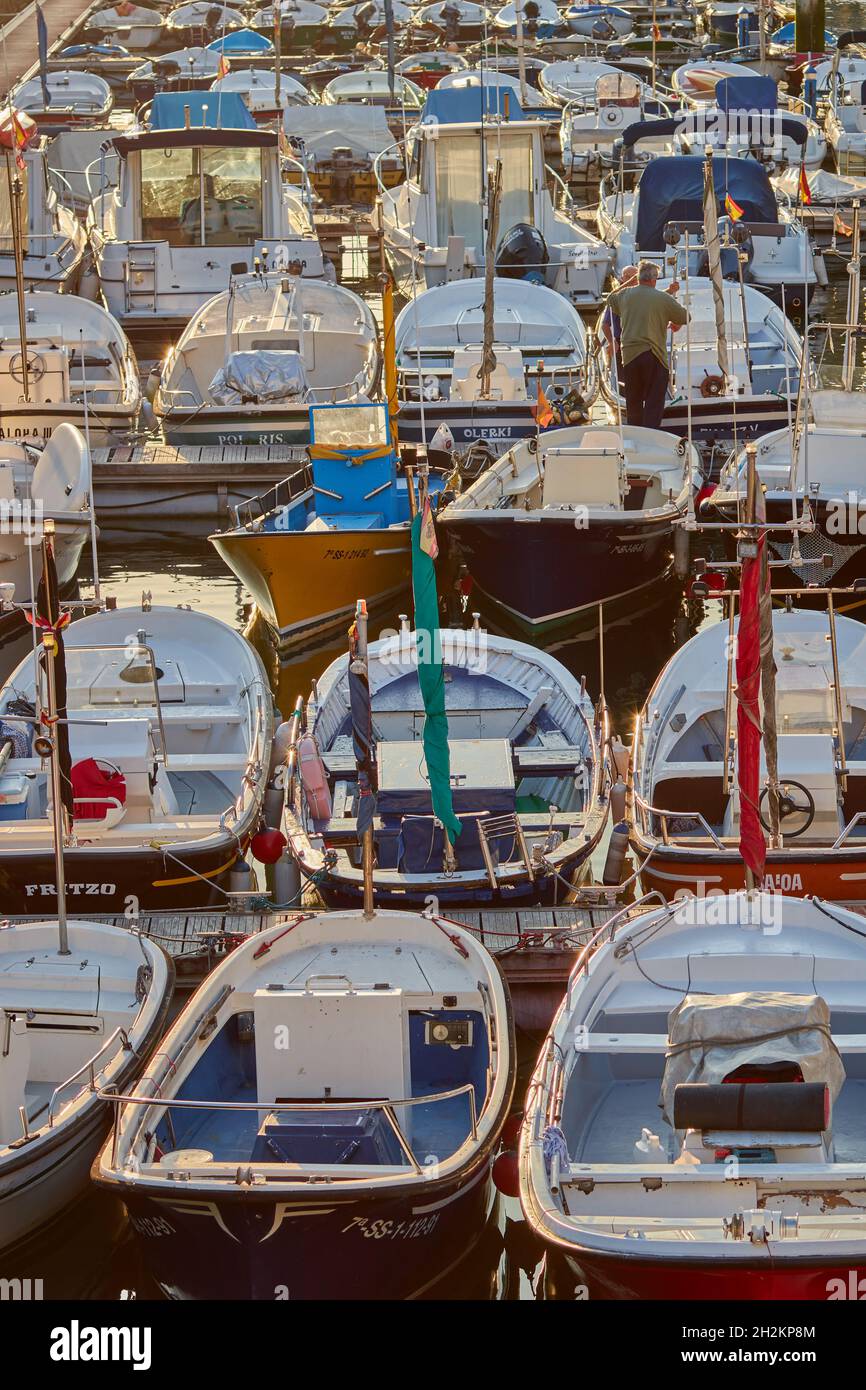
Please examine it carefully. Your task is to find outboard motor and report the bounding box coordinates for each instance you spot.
[356,0,377,37]
[495,223,549,284]
[524,0,540,37]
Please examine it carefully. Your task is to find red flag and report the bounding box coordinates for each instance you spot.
[736,532,767,885]
[217,54,230,79]
[799,165,812,206]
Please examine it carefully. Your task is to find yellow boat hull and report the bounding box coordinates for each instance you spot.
[212,526,412,644]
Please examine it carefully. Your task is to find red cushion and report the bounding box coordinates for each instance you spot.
[71,758,127,820]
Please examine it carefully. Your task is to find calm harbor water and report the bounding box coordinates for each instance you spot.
[6,0,866,1294]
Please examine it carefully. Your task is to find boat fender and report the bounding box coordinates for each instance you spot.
[264,771,285,827]
[609,735,630,780]
[492,1150,520,1197]
[229,857,254,895]
[610,778,627,822]
[251,827,287,864]
[268,847,302,908]
[298,733,332,821]
[268,719,296,777]
[602,820,629,885]
[673,1081,830,1133]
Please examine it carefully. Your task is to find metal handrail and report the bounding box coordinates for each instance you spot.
[103,1081,479,1172]
[832,811,866,849]
[48,1025,132,1126]
[229,460,312,530]
[631,788,727,850]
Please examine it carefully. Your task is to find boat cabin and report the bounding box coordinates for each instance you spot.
[88,91,325,330]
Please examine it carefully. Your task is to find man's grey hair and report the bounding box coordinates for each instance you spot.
[638,261,660,284]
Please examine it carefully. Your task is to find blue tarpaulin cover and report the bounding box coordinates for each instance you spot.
[148,89,257,129]
[421,85,526,124]
[714,74,777,111]
[207,28,274,52]
[635,155,778,250]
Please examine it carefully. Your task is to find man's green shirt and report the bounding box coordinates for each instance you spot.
[607,284,689,369]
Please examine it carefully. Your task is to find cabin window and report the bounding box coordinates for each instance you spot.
[498,132,534,234]
[139,145,263,247]
[434,134,483,247]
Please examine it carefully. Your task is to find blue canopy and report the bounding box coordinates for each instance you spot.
[421,85,526,124]
[635,155,778,251]
[148,90,257,131]
[771,21,836,47]
[715,74,777,111]
[207,28,274,52]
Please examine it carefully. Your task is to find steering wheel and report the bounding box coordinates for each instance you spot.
[9,351,45,385]
[759,780,815,838]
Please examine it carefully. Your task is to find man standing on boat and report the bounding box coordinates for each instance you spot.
[601,264,637,385]
[606,261,688,430]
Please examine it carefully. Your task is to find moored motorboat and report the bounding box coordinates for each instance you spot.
[209,402,431,646]
[394,275,593,451]
[0,290,140,445]
[520,891,866,1299]
[0,918,172,1255]
[284,616,611,906]
[93,907,514,1299]
[629,604,866,899]
[0,599,275,914]
[10,71,114,129]
[154,270,381,447]
[437,423,700,630]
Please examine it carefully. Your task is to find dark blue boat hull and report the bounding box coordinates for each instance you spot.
[439,512,677,629]
[120,1147,498,1299]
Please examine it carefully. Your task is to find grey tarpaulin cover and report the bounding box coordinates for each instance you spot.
[209,350,307,405]
[660,991,845,1128]
[284,107,395,164]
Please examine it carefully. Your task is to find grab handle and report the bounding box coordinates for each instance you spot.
[304,974,354,993]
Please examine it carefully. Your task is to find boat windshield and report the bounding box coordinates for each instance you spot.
[434,129,534,249]
[139,144,263,247]
[310,403,389,449]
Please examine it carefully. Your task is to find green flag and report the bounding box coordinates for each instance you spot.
[411,509,462,845]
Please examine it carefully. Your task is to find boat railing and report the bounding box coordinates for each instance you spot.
[102,1082,479,1176]
[565,890,670,1009]
[230,460,312,530]
[46,1024,133,1128]
[373,139,405,197]
[631,787,726,850]
[832,810,866,849]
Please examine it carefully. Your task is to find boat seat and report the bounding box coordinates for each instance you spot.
[0,1013,30,1147]
[399,812,495,874]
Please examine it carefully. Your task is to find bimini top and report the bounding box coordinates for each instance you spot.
[207,28,274,53]
[714,73,777,111]
[420,84,527,125]
[635,155,779,251]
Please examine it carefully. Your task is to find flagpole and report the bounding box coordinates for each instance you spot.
[5,146,29,402]
[39,528,70,953]
[651,0,657,96]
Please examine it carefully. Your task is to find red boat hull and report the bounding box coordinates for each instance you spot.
[633,848,866,903]
[564,1252,866,1301]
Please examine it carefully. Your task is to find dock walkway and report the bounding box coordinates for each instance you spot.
[0,0,84,93]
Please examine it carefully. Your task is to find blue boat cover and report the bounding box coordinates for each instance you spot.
[148,90,257,130]
[715,74,777,111]
[635,155,778,251]
[771,21,836,47]
[421,84,526,124]
[207,28,274,52]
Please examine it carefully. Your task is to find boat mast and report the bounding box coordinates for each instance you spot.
[39,527,71,954]
[5,145,29,402]
[479,159,502,399]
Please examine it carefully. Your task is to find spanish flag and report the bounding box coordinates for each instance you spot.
[217,54,230,79]
[651,22,661,39]
[799,165,812,206]
[10,109,29,170]
[724,192,744,222]
[534,381,554,429]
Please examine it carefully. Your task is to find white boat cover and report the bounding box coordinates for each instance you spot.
[284,106,396,161]
[660,991,845,1127]
[209,349,307,404]
[775,166,866,202]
